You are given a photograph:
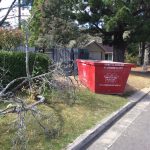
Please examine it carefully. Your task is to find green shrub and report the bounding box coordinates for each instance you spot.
[125,53,138,64]
[0,51,50,85]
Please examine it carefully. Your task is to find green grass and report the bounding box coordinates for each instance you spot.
[0,89,127,150]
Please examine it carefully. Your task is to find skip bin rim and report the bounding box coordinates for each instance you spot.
[76,59,136,67]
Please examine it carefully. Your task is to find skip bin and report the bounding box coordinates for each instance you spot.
[76,59,135,94]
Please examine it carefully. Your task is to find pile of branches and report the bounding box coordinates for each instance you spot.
[0,62,77,149]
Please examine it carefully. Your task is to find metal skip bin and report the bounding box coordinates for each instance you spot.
[76,59,135,94]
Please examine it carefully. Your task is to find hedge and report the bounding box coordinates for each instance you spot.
[0,51,50,85]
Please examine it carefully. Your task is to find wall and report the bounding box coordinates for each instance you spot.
[85,42,105,60]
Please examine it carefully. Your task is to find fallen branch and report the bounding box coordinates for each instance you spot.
[0,95,45,115]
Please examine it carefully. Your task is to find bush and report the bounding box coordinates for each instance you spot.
[0,51,50,85]
[0,28,23,50]
[125,53,138,64]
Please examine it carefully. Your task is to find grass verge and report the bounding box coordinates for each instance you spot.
[0,89,127,150]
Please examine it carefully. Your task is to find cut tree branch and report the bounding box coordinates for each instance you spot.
[0,77,27,96]
[0,95,45,115]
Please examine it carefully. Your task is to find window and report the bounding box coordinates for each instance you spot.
[105,53,113,61]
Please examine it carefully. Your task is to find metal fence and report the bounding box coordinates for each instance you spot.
[15,46,89,75]
[47,48,79,76]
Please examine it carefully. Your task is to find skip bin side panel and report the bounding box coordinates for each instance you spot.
[88,65,96,92]
[77,61,89,87]
[94,64,126,94]
[121,66,132,91]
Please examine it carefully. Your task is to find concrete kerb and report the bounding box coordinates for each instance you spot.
[66,88,150,150]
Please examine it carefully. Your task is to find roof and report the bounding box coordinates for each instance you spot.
[85,40,113,53]
[98,43,113,53]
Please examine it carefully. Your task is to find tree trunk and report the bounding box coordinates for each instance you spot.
[149,49,150,65]
[138,42,145,66]
[113,33,126,62]
[143,42,150,71]
[141,42,145,65]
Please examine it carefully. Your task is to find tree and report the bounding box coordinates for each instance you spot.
[18,0,34,28]
[0,11,77,148]
[29,0,45,46]
[143,42,150,71]
[66,0,150,62]
[0,28,23,50]
[29,0,80,49]
[138,42,145,65]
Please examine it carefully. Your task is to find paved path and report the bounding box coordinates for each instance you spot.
[86,93,150,150]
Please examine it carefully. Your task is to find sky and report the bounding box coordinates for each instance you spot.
[0,0,30,27]
[0,0,12,8]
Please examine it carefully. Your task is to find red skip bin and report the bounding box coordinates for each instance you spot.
[76,59,135,94]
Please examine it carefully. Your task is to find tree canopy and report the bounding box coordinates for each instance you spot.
[29,0,79,49]
[29,0,150,61]
[0,28,23,50]
[67,0,150,62]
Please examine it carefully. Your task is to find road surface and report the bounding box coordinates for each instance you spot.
[86,93,150,150]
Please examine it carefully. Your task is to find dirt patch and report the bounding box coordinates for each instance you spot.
[131,65,150,72]
[125,66,150,94]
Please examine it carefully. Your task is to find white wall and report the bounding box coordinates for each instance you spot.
[89,52,102,60]
[85,42,105,60]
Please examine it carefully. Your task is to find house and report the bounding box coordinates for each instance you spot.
[84,40,113,61]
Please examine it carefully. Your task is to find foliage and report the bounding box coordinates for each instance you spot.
[125,41,139,65]
[127,43,139,56]
[125,53,138,64]
[0,28,24,50]
[65,0,150,62]
[29,0,44,46]
[29,0,80,49]
[0,51,50,85]
[0,53,77,149]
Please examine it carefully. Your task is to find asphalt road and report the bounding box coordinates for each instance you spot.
[109,94,150,150]
[86,93,150,150]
